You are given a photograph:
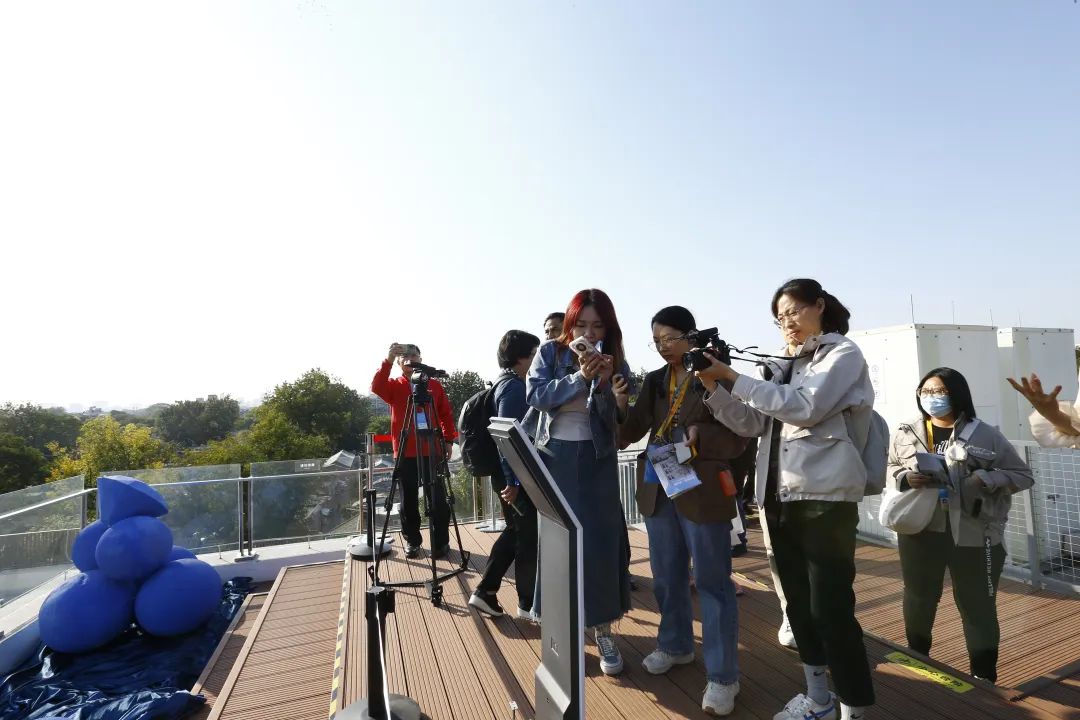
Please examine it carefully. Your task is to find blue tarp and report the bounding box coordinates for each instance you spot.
[0,578,251,720]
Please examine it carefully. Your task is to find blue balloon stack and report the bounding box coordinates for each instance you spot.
[39,476,223,654]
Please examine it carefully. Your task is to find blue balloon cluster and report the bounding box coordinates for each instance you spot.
[39,476,224,654]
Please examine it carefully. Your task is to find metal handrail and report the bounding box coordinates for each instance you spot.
[0,488,95,524]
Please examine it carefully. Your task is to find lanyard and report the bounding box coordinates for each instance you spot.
[655,372,692,442]
[927,419,951,505]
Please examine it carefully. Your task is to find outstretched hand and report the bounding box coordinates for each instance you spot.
[1007,373,1062,416]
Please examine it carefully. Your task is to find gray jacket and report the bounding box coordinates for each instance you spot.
[703,333,874,505]
[887,416,1034,547]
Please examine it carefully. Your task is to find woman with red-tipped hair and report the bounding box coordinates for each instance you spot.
[522,288,634,676]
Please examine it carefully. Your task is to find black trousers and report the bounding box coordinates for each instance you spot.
[898,526,1006,681]
[767,499,875,707]
[396,456,449,550]
[477,490,538,610]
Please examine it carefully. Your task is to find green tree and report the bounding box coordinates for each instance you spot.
[246,406,331,460]
[109,410,155,428]
[48,415,174,484]
[629,367,650,404]
[184,405,331,466]
[0,403,82,460]
[0,433,50,493]
[367,415,392,455]
[1075,345,1079,372]
[442,370,487,422]
[264,369,370,452]
[156,395,241,447]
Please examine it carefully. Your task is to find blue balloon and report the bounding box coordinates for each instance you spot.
[167,545,196,561]
[71,520,108,571]
[97,476,168,527]
[95,516,173,581]
[39,571,135,653]
[135,559,222,637]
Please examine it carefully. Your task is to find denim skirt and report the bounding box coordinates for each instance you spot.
[536,437,631,628]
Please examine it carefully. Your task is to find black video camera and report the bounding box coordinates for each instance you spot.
[404,361,449,381]
[681,327,732,372]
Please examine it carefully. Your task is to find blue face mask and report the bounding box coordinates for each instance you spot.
[920,395,952,418]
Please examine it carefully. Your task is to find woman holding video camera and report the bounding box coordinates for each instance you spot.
[522,288,632,676]
[696,278,875,720]
[887,367,1033,683]
[616,305,747,717]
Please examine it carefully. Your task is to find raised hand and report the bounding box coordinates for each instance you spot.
[1007,373,1063,416]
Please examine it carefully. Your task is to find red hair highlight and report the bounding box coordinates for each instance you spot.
[558,288,625,370]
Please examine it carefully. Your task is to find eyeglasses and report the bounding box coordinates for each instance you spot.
[918,388,950,398]
[648,335,687,351]
[774,305,811,328]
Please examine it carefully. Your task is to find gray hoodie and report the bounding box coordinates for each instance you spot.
[887,416,1034,547]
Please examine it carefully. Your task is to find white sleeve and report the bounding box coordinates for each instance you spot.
[1029,400,1080,449]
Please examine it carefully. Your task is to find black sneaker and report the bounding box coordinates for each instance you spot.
[731,543,748,557]
[468,591,505,617]
[431,543,450,559]
[405,543,422,558]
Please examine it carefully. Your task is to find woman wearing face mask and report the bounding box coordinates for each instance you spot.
[522,288,633,676]
[887,368,1033,683]
[616,306,747,717]
[696,278,875,720]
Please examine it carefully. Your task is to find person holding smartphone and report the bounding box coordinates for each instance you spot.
[522,288,633,676]
[371,342,458,559]
[616,305,747,717]
[888,367,1033,683]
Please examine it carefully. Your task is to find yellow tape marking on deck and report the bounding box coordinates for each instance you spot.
[732,571,770,590]
[885,651,974,693]
[329,555,352,719]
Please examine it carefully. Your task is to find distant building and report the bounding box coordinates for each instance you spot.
[367,394,390,416]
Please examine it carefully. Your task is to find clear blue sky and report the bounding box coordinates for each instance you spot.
[1,1,1077,408]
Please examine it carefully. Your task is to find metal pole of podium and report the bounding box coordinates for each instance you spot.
[476,476,506,533]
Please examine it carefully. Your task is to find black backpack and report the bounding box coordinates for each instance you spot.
[457,374,516,477]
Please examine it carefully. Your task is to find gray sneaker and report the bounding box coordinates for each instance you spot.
[642,648,695,675]
[702,680,740,716]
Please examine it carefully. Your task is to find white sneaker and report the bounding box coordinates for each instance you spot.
[778,616,798,649]
[642,648,695,675]
[594,630,624,676]
[516,606,539,623]
[702,680,740,716]
[773,692,836,720]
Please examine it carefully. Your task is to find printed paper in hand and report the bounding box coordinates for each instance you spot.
[646,443,703,499]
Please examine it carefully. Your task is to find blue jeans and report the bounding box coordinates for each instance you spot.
[646,494,739,683]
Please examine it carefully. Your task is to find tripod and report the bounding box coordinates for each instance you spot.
[374,366,470,607]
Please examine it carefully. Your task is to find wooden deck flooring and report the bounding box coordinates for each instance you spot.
[207,562,342,720]
[210,520,1080,720]
[731,526,1080,691]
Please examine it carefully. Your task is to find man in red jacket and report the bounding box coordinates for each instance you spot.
[371,342,459,558]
